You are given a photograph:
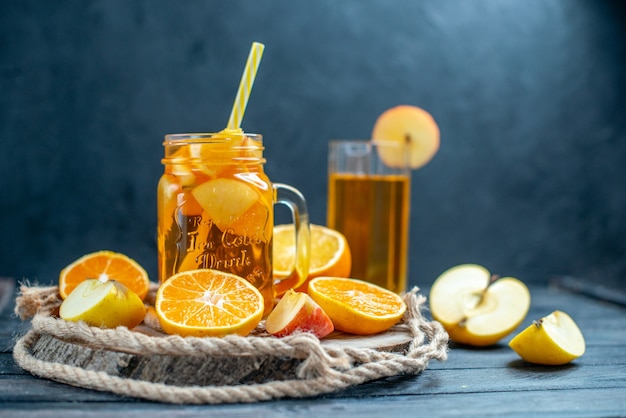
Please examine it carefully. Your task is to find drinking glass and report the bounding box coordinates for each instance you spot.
[327,140,410,293]
[157,132,310,315]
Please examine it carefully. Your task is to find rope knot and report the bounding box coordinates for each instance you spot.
[284,333,352,379]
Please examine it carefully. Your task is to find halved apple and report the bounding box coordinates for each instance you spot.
[265,289,334,338]
[429,264,531,346]
[371,105,440,169]
[509,310,585,365]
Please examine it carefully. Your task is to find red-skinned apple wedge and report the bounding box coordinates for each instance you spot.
[265,289,335,338]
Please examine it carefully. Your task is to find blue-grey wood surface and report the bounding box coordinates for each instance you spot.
[1,277,625,417]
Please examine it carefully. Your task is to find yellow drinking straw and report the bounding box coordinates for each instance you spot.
[227,42,265,130]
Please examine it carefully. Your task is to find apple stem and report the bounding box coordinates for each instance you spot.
[405,134,412,144]
[477,274,500,304]
[489,274,500,286]
[461,274,504,328]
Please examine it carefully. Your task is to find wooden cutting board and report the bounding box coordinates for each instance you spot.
[26,324,413,386]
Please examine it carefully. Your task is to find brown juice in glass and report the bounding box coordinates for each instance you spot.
[326,140,411,294]
[327,173,410,293]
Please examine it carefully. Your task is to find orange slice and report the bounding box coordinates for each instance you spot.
[308,277,406,335]
[59,250,150,300]
[155,269,264,337]
[273,224,351,295]
[188,132,260,178]
[165,144,196,186]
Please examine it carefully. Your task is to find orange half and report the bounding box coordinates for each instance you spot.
[59,250,150,300]
[155,269,264,337]
[273,224,351,295]
[308,276,406,335]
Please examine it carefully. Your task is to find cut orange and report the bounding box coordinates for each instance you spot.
[273,224,351,295]
[59,250,150,300]
[308,277,406,335]
[155,269,264,337]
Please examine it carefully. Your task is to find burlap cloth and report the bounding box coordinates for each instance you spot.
[12,283,448,404]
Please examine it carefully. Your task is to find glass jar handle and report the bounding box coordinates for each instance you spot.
[273,183,310,295]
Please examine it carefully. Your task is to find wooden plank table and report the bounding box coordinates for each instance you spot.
[1,277,625,417]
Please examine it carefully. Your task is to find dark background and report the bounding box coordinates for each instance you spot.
[1,0,625,291]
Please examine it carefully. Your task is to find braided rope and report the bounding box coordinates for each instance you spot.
[12,285,448,404]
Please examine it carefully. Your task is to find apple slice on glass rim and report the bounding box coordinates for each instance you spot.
[371,105,440,170]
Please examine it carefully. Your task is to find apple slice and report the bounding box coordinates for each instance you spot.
[509,310,585,365]
[191,178,258,233]
[429,264,531,346]
[59,279,146,329]
[371,105,440,169]
[265,289,334,338]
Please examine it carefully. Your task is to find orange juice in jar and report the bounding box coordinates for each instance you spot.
[158,132,309,315]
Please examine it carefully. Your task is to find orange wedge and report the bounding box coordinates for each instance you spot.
[155,269,264,337]
[273,224,351,295]
[59,250,150,300]
[308,277,406,335]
